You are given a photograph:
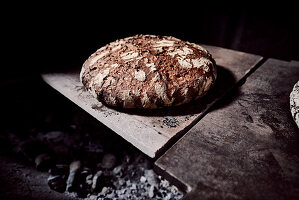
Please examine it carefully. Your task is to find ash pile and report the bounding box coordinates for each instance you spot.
[4,110,183,200]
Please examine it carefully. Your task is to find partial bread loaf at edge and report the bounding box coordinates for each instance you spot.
[290,81,299,128]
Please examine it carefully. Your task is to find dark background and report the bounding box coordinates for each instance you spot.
[0,4,298,199]
[2,3,299,84]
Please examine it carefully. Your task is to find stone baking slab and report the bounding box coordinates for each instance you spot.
[155,59,299,199]
[42,45,262,158]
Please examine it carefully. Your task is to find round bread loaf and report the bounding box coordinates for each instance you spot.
[80,35,217,109]
[290,81,299,128]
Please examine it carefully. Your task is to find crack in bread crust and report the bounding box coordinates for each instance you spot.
[80,34,217,109]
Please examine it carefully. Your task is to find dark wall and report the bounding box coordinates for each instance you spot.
[3,4,299,83]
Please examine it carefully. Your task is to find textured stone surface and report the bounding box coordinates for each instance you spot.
[42,45,262,158]
[156,59,299,199]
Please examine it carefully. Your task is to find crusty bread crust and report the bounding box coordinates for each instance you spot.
[80,35,217,109]
[290,81,299,128]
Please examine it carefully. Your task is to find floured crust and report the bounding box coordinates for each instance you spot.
[290,81,299,128]
[80,35,217,109]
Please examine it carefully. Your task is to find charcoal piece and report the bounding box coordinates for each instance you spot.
[144,169,158,187]
[122,154,132,164]
[100,186,110,196]
[66,160,82,192]
[91,170,103,192]
[140,176,146,183]
[101,153,117,169]
[86,174,93,185]
[43,131,64,143]
[66,171,76,192]
[112,165,123,176]
[79,167,92,181]
[35,153,53,171]
[148,185,156,198]
[48,175,66,193]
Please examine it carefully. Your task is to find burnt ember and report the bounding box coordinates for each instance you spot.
[2,105,183,199]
